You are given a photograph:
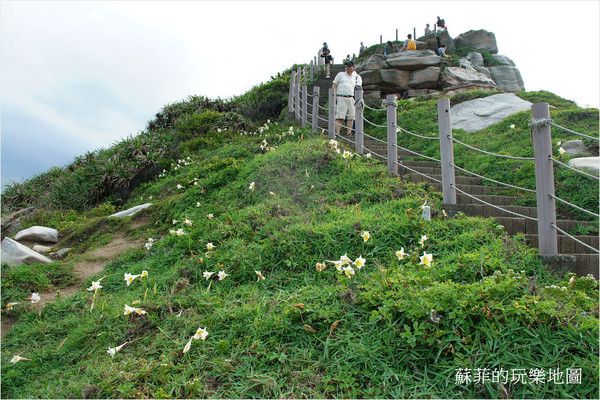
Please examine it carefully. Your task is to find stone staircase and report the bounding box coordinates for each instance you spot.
[361,137,599,277]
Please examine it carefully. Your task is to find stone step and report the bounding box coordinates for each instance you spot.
[524,234,599,255]
[493,216,598,237]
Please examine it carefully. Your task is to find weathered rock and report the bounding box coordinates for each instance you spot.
[489,65,525,92]
[476,65,492,79]
[380,69,411,89]
[492,54,515,66]
[406,89,429,97]
[55,248,73,258]
[568,157,599,175]
[1,237,53,266]
[108,203,153,219]
[1,207,36,240]
[361,69,383,85]
[562,140,593,156]
[15,226,59,244]
[33,245,52,254]
[454,29,498,54]
[409,67,440,89]
[440,66,498,92]
[385,50,441,71]
[364,89,382,101]
[450,93,532,132]
[418,30,456,53]
[355,54,388,73]
[466,52,484,66]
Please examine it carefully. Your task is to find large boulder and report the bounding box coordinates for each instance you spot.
[14,226,59,243]
[450,93,532,132]
[1,237,53,266]
[418,30,456,53]
[491,54,515,66]
[359,69,383,86]
[562,140,594,156]
[385,50,441,71]
[355,54,388,73]
[409,67,440,89]
[489,66,525,92]
[440,66,498,92]
[568,157,599,175]
[454,29,498,54]
[466,52,484,66]
[380,69,411,89]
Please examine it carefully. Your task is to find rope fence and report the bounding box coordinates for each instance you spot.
[288,58,599,260]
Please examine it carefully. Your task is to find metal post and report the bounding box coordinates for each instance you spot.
[396,29,398,42]
[301,84,308,127]
[328,88,335,140]
[438,98,456,205]
[312,86,320,133]
[380,35,382,44]
[354,87,364,155]
[310,60,314,82]
[386,94,398,176]
[531,103,558,255]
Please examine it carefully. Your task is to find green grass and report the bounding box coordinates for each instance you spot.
[1,121,598,398]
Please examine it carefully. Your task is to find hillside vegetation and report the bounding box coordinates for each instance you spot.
[1,64,599,399]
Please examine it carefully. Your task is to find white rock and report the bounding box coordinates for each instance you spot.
[562,140,592,156]
[451,93,532,132]
[33,245,52,254]
[14,226,59,243]
[108,203,153,218]
[1,237,53,266]
[568,157,599,176]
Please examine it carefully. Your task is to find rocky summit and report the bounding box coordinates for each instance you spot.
[356,29,525,99]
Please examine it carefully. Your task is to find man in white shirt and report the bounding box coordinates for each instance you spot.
[332,61,363,136]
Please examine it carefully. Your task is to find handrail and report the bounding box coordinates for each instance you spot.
[288,59,599,260]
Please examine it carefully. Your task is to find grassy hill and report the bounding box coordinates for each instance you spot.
[1,66,599,398]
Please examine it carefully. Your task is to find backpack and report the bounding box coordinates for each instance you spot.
[407,40,416,51]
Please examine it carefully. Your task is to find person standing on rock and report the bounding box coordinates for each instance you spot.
[321,48,333,78]
[332,61,362,136]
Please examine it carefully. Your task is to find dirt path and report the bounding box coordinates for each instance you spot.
[1,235,144,337]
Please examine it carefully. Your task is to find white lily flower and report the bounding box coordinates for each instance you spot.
[419,235,429,247]
[419,252,433,267]
[255,270,265,281]
[27,293,41,304]
[207,213,214,219]
[206,242,215,251]
[107,342,127,358]
[340,253,352,265]
[360,231,371,242]
[249,182,255,191]
[315,262,326,272]
[124,304,146,315]
[396,248,407,260]
[202,271,215,280]
[343,265,355,278]
[184,219,193,226]
[10,355,31,364]
[558,147,566,154]
[124,273,141,286]
[193,327,209,340]
[141,270,148,278]
[218,271,229,281]
[353,256,366,269]
[87,280,103,294]
[6,302,21,310]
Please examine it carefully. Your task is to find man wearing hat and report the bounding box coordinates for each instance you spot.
[332,61,362,136]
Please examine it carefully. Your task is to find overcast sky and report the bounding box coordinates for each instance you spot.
[1,0,599,189]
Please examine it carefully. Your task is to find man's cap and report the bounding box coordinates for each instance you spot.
[345,61,355,67]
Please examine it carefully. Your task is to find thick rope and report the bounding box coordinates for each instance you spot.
[551,224,600,254]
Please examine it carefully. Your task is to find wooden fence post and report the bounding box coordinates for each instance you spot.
[386,94,398,176]
[438,98,457,205]
[354,87,364,155]
[312,86,320,133]
[294,68,301,121]
[288,71,295,113]
[531,103,558,255]
[301,85,308,127]
[328,88,335,140]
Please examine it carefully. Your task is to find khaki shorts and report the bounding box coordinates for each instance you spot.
[335,97,355,120]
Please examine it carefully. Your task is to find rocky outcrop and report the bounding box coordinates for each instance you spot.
[450,93,532,132]
[489,65,525,92]
[1,207,36,240]
[356,29,524,99]
[454,29,498,54]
